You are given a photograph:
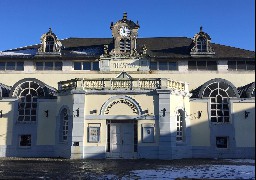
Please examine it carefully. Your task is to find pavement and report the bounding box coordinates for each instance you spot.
[0,158,255,179]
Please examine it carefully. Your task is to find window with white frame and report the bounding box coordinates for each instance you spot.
[17,81,45,122]
[35,61,62,70]
[61,108,69,141]
[0,61,24,71]
[202,81,233,123]
[176,109,184,142]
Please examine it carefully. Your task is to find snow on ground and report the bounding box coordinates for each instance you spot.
[102,164,255,180]
[224,159,255,164]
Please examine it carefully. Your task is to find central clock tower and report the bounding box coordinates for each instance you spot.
[110,12,140,55]
[100,13,149,72]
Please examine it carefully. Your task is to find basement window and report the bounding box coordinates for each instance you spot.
[19,135,31,147]
[216,137,228,148]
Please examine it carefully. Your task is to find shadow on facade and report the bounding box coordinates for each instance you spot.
[1,99,255,159]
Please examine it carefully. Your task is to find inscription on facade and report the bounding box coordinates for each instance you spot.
[105,98,138,115]
[110,59,140,71]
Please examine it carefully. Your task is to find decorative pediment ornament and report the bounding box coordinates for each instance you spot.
[38,28,62,53]
[190,26,215,56]
[115,71,132,80]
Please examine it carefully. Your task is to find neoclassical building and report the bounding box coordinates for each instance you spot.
[0,13,255,159]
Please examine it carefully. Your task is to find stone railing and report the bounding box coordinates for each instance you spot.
[58,78,187,92]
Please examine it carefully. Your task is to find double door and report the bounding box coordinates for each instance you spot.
[109,122,135,159]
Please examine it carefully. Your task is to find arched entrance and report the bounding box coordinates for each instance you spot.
[101,96,142,159]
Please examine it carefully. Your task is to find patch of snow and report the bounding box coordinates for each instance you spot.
[0,49,37,56]
[225,159,255,164]
[120,165,255,180]
[71,47,102,55]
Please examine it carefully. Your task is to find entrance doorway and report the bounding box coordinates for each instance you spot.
[106,120,137,159]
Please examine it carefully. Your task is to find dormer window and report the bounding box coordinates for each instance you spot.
[45,36,54,52]
[37,28,62,55]
[190,26,215,57]
[196,37,207,52]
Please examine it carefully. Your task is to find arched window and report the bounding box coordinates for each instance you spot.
[176,109,185,142]
[202,81,234,123]
[60,108,69,141]
[196,37,207,52]
[45,36,55,52]
[16,81,45,122]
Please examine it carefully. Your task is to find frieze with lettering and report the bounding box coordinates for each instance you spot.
[104,98,138,115]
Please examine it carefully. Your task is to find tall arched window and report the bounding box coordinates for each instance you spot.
[16,81,45,122]
[202,81,236,123]
[45,36,55,52]
[61,108,69,141]
[176,109,185,142]
[196,37,207,52]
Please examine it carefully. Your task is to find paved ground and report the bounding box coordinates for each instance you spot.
[0,158,255,179]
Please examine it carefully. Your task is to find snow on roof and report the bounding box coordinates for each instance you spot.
[0,49,37,56]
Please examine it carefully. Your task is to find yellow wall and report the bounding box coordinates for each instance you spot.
[190,100,210,146]
[233,102,255,147]
[0,101,14,145]
[0,72,254,90]
[36,101,57,145]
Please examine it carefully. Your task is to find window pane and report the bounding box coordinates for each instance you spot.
[92,62,99,70]
[45,62,53,70]
[83,62,91,70]
[197,61,207,70]
[74,62,82,70]
[150,62,157,70]
[207,61,217,70]
[246,61,255,70]
[237,61,246,70]
[16,62,24,71]
[0,62,5,70]
[55,62,62,70]
[228,61,236,70]
[6,62,15,70]
[36,62,44,70]
[188,61,197,70]
[159,62,168,70]
[169,62,177,70]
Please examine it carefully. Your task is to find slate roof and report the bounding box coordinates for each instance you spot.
[1,37,255,60]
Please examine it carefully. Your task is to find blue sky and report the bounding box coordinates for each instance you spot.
[0,0,254,51]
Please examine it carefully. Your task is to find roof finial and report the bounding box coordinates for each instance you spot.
[200,26,203,32]
[49,27,52,33]
[123,12,127,20]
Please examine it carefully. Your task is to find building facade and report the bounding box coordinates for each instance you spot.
[0,13,255,159]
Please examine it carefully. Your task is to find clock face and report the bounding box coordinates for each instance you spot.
[119,26,130,37]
